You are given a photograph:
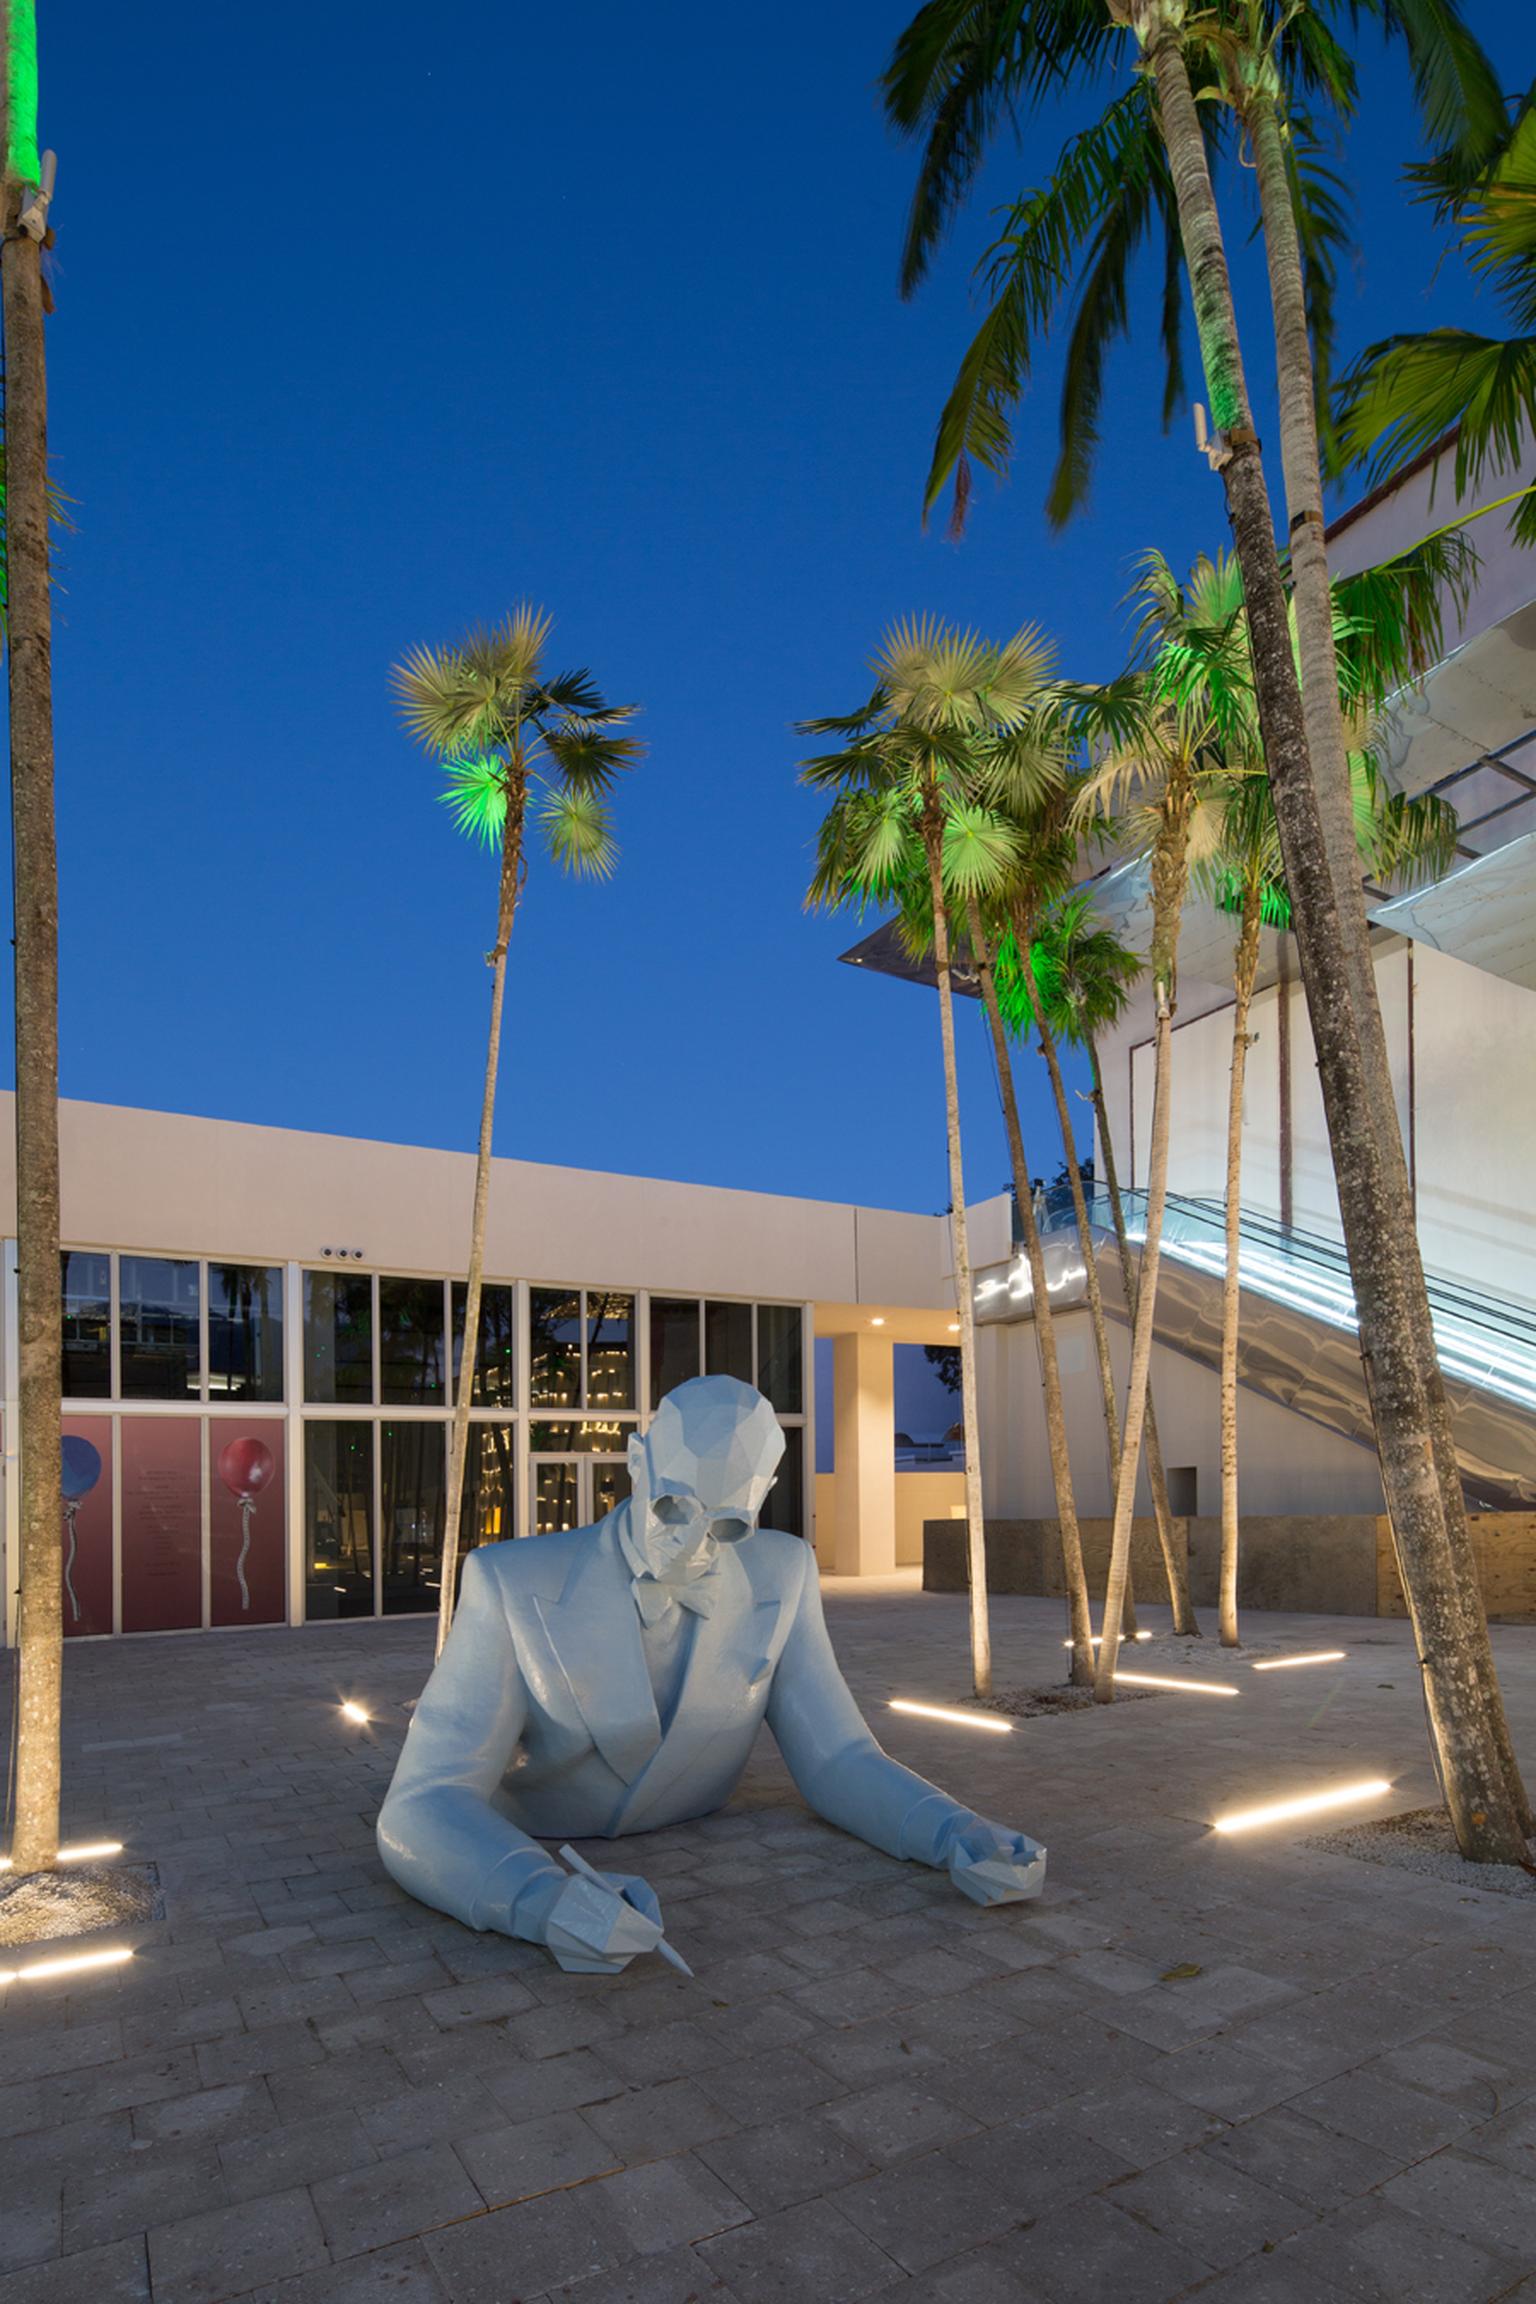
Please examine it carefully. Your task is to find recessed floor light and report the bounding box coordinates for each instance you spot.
[888,1698,1013,1735]
[1251,1652,1348,1671]
[1114,1671,1239,1697]
[0,1947,134,1986]
[1213,1779,1393,1833]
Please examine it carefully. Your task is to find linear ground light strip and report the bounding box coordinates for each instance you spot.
[0,1840,123,1873]
[888,1699,1013,1735]
[0,1947,134,1986]
[1212,1778,1393,1834]
[1251,1651,1347,1672]
[1114,1671,1240,1697]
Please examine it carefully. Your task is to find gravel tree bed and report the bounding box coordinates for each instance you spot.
[1305,1806,1536,1897]
[0,1860,162,1945]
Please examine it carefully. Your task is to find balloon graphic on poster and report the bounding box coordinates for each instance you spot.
[60,1435,103,1626]
[217,1436,277,1611]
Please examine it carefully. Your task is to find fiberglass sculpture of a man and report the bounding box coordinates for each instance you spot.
[377,1375,1045,1971]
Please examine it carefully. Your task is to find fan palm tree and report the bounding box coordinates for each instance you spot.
[1332,82,1536,546]
[882,0,1530,1857]
[1075,550,1259,1698]
[393,608,642,1657]
[1001,893,1201,1637]
[801,620,1060,1698]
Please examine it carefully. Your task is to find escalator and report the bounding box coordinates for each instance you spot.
[974,1191,1536,1510]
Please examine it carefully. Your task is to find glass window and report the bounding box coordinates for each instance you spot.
[119,1256,201,1399]
[586,1292,634,1410]
[305,1420,374,1618]
[756,1304,803,1415]
[705,1299,752,1385]
[304,1271,374,1404]
[210,1421,286,1625]
[534,1460,581,1535]
[529,1288,582,1407]
[592,1459,632,1520]
[61,1251,111,1398]
[649,1297,700,1407]
[379,1277,447,1406]
[451,1282,515,1407]
[208,1264,284,1402]
[461,1423,516,1547]
[381,1421,445,1615]
[529,1418,631,1455]
[763,1424,804,1540]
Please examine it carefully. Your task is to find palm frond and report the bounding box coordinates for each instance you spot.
[439,755,508,850]
[541,721,645,794]
[537,786,618,880]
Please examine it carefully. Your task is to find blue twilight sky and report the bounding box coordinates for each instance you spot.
[17,1,1527,1216]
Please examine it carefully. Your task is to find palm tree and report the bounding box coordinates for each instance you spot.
[393,609,641,1657]
[1075,551,1257,1698]
[801,621,1059,1699]
[883,0,1530,1857]
[3,73,64,1873]
[1332,81,1536,546]
[1002,893,1201,1637]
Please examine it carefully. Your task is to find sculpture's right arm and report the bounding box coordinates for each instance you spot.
[375,1551,566,1937]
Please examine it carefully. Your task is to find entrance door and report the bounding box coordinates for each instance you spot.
[531,1455,631,1535]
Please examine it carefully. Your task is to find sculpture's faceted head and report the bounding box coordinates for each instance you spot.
[626,1375,786,1548]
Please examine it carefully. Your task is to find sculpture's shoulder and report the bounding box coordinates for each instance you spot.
[461,1526,593,1606]
[736,1526,813,1603]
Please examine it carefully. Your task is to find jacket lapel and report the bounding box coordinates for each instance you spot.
[611,1542,784,1833]
[532,1513,662,1786]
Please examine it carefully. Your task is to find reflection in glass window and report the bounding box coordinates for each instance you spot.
[379,1277,446,1406]
[451,1282,515,1407]
[649,1297,700,1407]
[763,1423,805,1539]
[756,1304,803,1415]
[528,1419,630,1455]
[535,1460,581,1535]
[381,1421,445,1615]
[462,1423,516,1547]
[208,1264,284,1401]
[705,1300,752,1385]
[62,1251,112,1398]
[304,1271,374,1403]
[592,1459,632,1521]
[305,1420,374,1618]
[530,1288,582,1407]
[587,1292,634,1410]
[119,1256,201,1399]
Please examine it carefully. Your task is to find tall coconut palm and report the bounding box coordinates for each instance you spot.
[801,621,1060,1698]
[393,610,641,1658]
[1002,893,1201,1637]
[883,0,1530,1855]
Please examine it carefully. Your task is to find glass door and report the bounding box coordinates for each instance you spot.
[530,1455,631,1534]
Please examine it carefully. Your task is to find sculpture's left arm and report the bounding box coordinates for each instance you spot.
[764,1542,1040,1891]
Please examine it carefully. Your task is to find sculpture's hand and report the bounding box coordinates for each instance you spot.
[945,1819,1047,1907]
[532,1864,667,1975]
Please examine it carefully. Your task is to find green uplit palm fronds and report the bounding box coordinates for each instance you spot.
[392,601,641,882]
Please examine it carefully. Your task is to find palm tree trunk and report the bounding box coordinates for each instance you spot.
[1020,930,1185,1632]
[1246,82,1531,1838]
[1220,878,1263,1648]
[927,821,992,1699]
[1087,1037,1198,1633]
[4,188,64,1874]
[1141,15,1528,1858]
[1094,955,1175,1696]
[437,804,523,1661]
[969,898,1095,1685]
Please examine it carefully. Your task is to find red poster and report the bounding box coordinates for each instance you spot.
[61,1416,114,1638]
[209,1424,285,1626]
[121,1417,203,1633]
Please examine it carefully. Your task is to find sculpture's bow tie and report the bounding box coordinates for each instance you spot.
[632,1563,719,1627]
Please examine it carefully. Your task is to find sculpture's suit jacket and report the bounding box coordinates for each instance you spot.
[376,1510,980,1932]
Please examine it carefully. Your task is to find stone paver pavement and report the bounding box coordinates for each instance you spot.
[3,1577,1536,2303]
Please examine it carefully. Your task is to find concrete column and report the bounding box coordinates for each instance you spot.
[831,1331,896,1577]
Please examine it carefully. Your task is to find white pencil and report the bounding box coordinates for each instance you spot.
[557,1843,695,1976]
